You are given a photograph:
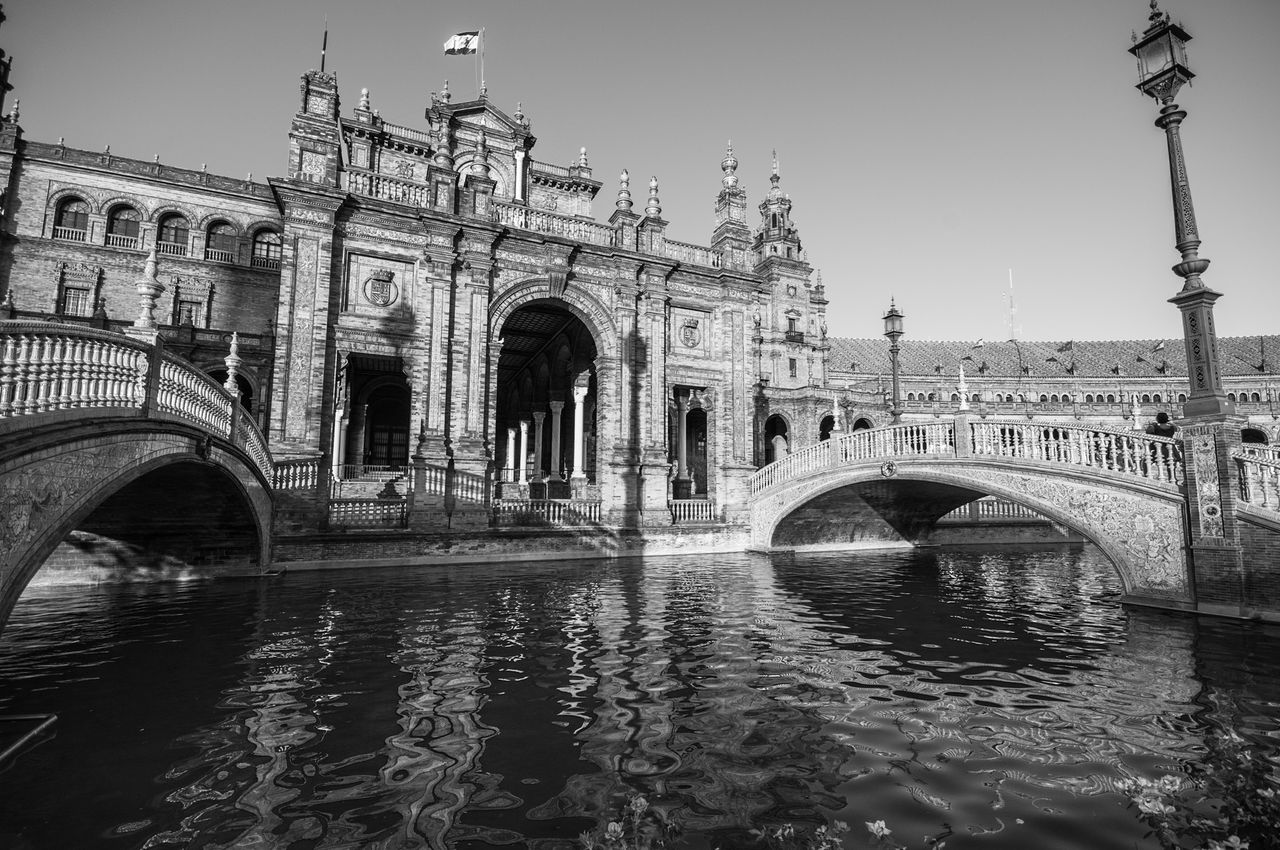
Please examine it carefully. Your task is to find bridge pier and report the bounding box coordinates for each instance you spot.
[1182,415,1253,618]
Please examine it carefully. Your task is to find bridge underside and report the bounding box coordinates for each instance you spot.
[752,462,1192,608]
[0,423,273,629]
[771,480,983,550]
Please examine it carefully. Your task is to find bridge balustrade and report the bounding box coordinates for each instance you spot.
[1236,454,1280,514]
[0,322,273,480]
[273,458,319,491]
[493,498,601,526]
[329,498,407,529]
[969,420,1183,484]
[749,418,1185,497]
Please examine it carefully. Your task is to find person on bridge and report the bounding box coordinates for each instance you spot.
[1144,411,1179,439]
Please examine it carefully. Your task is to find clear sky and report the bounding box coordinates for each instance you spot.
[5,0,1277,343]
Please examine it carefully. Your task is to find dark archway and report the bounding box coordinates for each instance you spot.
[819,415,834,442]
[497,300,598,496]
[1242,428,1268,445]
[365,385,411,469]
[764,414,789,464]
[852,417,873,431]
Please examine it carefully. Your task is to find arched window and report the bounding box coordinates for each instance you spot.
[1084,394,1094,403]
[157,214,190,256]
[1039,394,1048,403]
[927,392,936,402]
[1178,393,1187,403]
[1106,394,1116,403]
[1241,428,1268,445]
[1141,394,1152,403]
[251,230,282,270]
[106,205,141,248]
[1228,393,1236,403]
[54,197,89,241]
[205,221,237,262]
[906,392,916,402]
[1251,392,1261,403]
[950,393,959,402]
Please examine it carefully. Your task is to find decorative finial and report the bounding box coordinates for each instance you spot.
[616,169,633,212]
[359,87,370,110]
[721,141,739,189]
[1149,0,1164,24]
[645,176,662,217]
[104,144,111,155]
[957,364,969,411]
[201,163,207,172]
[480,79,487,98]
[514,101,525,124]
[440,79,451,103]
[578,146,589,168]
[144,247,158,281]
[772,149,779,179]
[6,99,17,123]
[247,172,253,182]
[154,153,160,164]
[57,137,64,146]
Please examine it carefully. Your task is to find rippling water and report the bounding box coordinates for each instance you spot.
[2,545,1279,849]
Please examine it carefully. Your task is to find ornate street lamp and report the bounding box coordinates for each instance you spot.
[883,300,904,424]
[1129,0,1233,418]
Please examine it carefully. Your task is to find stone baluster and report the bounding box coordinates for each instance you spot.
[0,334,15,416]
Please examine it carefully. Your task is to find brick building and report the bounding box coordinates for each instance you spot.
[0,56,1274,535]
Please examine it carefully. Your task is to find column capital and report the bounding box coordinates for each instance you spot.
[532,410,546,424]
[572,384,589,404]
[519,419,529,435]
[549,399,565,413]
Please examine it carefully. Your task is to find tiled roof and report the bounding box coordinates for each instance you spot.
[827,335,1280,380]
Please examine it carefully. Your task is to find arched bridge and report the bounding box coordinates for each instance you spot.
[0,322,275,625]
[747,417,1194,607]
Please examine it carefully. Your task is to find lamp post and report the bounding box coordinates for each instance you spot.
[883,300,904,424]
[1129,0,1232,419]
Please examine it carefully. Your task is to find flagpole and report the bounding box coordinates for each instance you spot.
[480,28,486,96]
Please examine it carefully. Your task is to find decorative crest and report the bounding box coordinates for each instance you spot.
[616,169,633,212]
[645,176,662,217]
[721,141,739,189]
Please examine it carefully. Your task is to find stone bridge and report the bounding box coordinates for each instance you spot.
[748,415,1280,616]
[0,322,275,625]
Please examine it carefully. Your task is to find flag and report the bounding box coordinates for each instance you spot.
[444,32,479,55]
[1056,340,1073,353]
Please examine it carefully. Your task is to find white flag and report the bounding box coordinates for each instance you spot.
[444,32,479,55]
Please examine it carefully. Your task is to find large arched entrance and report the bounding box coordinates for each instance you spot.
[764,414,790,464]
[495,300,599,499]
[340,359,411,477]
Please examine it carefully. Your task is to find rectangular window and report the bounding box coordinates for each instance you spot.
[177,300,205,328]
[789,358,797,378]
[61,287,92,317]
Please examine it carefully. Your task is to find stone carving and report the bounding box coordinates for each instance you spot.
[300,150,326,182]
[342,223,427,245]
[286,239,319,439]
[363,270,399,307]
[306,93,328,115]
[394,159,415,179]
[880,460,897,477]
[1190,435,1224,536]
[680,318,701,348]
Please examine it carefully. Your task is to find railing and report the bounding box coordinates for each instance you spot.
[0,322,274,480]
[329,498,407,529]
[665,239,725,269]
[52,226,86,242]
[1239,444,1280,461]
[491,201,616,248]
[492,499,601,526]
[670,499,715,523]
[970,419,1183,484]
[749,418,1185,497]
[274,458,320,491]
[339,464,405,482]
[204,247,235,263]
[250,256,281,270]
[529,161,574,179]
[156,240,188,257]
[380,121,433,145]
[105,233,139,249]
[344,170,430,207]
[939,497,1046,524]
[1236,454,1280,515]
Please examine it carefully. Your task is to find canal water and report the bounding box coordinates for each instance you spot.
[1,545,1278,849]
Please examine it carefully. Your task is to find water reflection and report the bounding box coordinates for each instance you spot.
[1,547,1279,849]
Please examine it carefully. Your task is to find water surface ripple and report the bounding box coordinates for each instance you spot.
[2,545,1279,849]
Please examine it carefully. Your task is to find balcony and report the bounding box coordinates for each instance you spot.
[156,241,188,257]
[785,330,806,343]
[105,233,139,249]
[204,248,235,264]
[52,226,87,242]
[251,256,281,270]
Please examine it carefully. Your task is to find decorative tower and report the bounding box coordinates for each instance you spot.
[753,151,803,262]
[712,142,750,255]
[288,66,342,187]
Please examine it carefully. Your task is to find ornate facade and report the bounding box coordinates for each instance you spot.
[0,56,1274,535]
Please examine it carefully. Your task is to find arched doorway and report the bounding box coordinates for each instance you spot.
[852,417,873,431]
[1242,428,1268,445]
[364,385,411,469]
[819,414,835,442]
[496,300,598,498]
[764,414,789,464]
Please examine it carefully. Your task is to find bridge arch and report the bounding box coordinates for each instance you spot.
[0,425,272,630]
[751,461,1190,607]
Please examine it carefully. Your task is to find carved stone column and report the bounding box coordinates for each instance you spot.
[532,411,546,479]
[549,400,565,479]
[571,384,588,481]
[504,427,517,483]
[673,390,691,499]
[518,420,529,483]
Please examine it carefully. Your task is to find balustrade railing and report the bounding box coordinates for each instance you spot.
[665,239,725,269]
[338,464,406,482]
[380,121,434,145]
[669,499,715,523]
[491,201,616,247]
[329,498,408,529]
[274,458,319,491]
[204,247,235,264]
[750,418,1185,497]
[1236,454,1280,515]
[969,419,1183,484]
[344,170,430,207]
[938,497,1046,524]
[156,240,187,257]
[52,226,86,242]
[492,499,601,526]
[105,233,139,249]
[0,322,274,480]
